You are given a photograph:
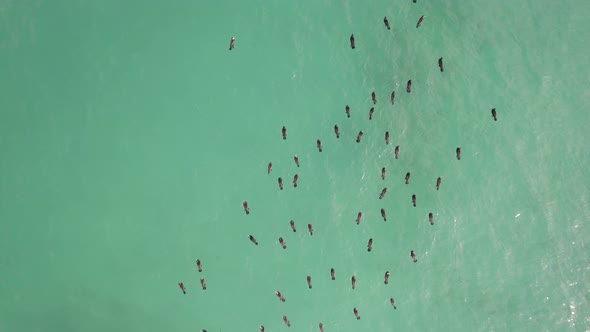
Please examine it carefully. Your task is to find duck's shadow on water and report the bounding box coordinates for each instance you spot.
[12,288,172,332]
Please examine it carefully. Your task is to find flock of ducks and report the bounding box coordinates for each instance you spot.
[183,1,498,331]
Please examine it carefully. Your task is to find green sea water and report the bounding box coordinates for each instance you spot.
[1,0,590,331]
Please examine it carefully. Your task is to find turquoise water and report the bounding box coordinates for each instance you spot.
[1,0,590,331]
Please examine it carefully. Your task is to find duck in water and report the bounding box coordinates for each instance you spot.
[369,107,374,120]
[390,298,397,309]
[283,316,291,327]
[356,130,364,143]
[411,250,417,262]
[229,37,235,50]
[381,208,387,221]
[416,15,425,28]
[412,194,417,207]
[395,145,400,159]
[405,172,411,184]
[317,139,323,152]
[456,147,461,160]
[249,235,258,245]
[278,177,283,190]
[368,238,373,252]
[491,108,497,121]
[275,291,286,302]
[350,34,355,49]
[379,188,388,199]
[372,91,377,104]
[282,126,287,140]
[382,167,386,180]
[407,80,412,93]
[308,223,313,236]
[243,200,250,214]
[178,282,186,294]
[200,278,207,290]
[331,268,336,280]
[356,212,362,225]
[346,105,350,118]
[334,124,340,138]
[429,212,434,225]
[438,57,444,72]
[352,275,356,289]
[294,154,300,167]
[290,220,296,232]
[384,271,390,284]
[293,174,299,187]
[307,275,312,289]
[391,90,395,105]
[385,131,390,144]
[267,162,272,174]
[436,176,442,190]
[196,259,202,272]
[279,237,286,249]
[354,308,360,320]
[384,17,391,30]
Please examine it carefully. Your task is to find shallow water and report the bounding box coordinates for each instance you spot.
[1,0,590,331]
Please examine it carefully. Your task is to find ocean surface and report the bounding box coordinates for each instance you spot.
[1,0,590,331]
